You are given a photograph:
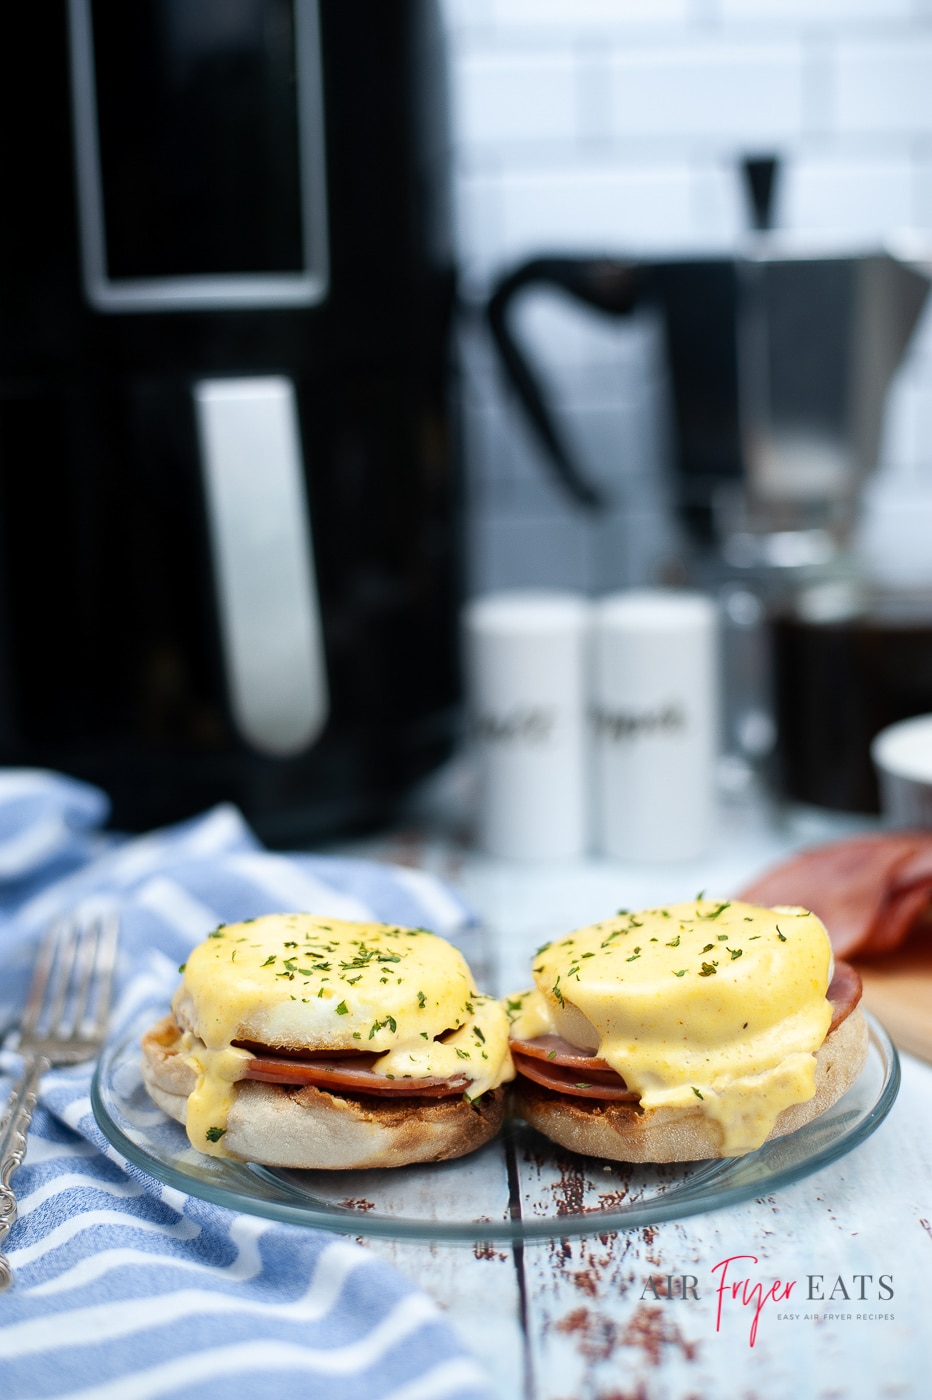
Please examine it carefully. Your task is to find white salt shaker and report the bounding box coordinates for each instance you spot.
[592,589,718,862]
[463,591,590,860]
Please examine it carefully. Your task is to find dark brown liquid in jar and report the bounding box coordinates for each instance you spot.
[772,590,932,813]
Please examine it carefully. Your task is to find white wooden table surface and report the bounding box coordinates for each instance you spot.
[332,781,932,1400]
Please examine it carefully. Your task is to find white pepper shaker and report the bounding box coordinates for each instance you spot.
[592,589,718,862]
[463,591,590,860]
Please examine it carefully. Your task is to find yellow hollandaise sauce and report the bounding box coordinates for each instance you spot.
[173,913,513,1157]
[507,899,833,1155]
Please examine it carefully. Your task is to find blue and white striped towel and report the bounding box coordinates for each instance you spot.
[0,770,495,1400]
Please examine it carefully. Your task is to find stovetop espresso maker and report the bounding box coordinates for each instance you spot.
[489,161,929,557]
[487,160,932,811]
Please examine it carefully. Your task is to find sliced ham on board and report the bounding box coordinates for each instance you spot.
[737,833,932,959]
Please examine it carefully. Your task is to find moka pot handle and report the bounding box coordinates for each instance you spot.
[486,256,649,510]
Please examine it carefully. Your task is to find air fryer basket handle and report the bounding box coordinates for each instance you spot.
[486,256,646,510]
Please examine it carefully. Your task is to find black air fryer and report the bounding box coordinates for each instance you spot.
[0,0,460,841]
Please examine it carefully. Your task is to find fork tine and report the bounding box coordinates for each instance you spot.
[43,919,81,1040]
[20,921,69,1038]
[67,919,102,1040]
[84,911,119,1041]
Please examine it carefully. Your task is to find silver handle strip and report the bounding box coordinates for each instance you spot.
[0,1055,48,1291]
[195,377,330,757]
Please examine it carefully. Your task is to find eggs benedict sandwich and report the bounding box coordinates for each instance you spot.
[141,913,514,1169]
[506,899,868,1162]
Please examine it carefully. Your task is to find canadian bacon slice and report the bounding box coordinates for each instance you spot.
[827,960,862,1032]
[509,1032,611,1073]
[240,1051,470,1098]
[511,1051,638,1101]
[509,1033,637,1101]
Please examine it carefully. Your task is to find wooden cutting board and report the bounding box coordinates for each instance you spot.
[854,935,932,1064]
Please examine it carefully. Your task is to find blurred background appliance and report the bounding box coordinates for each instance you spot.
[0,0,460,842]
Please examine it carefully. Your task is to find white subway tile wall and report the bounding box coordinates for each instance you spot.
[442,0,932,596]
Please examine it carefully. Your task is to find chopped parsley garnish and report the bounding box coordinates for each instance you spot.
[698,961,718,977]
[335,1000,349,1015]
[691,1087,704,1100]
[729,948,743,960]
[177,962,186,973]
[261,955,276,967]
[417,990,427,1008]
[205,1126,226,1142]
[665,936,680,948]
[697,901,730,920]
[673,969,687,977]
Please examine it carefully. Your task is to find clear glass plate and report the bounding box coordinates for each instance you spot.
[92,1010,899,1243]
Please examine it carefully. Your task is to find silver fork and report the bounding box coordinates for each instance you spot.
[0,911,119,1290]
